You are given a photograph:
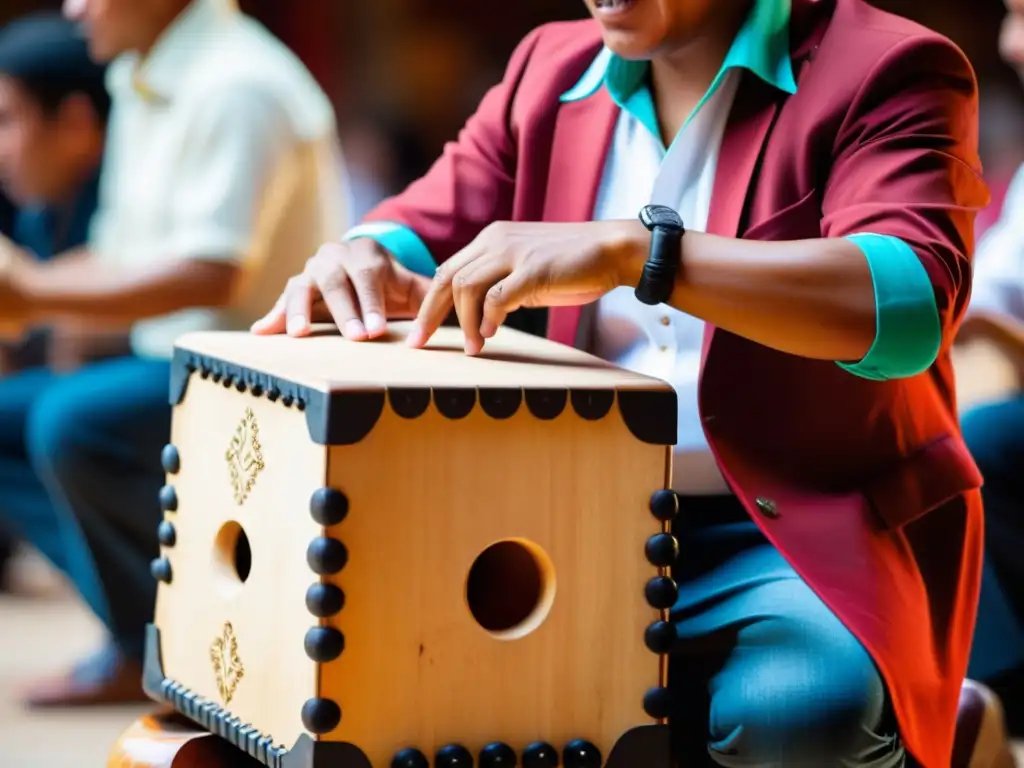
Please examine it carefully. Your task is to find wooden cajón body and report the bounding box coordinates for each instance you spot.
[144,322,678,768]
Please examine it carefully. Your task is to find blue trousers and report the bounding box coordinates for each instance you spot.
[962,395,1024,683]
[670,498,905,766]
[0,357,170,661]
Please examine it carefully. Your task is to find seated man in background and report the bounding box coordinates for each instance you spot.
[0,13,114,591]
[0,0,348,707]
[959,0,1024,739]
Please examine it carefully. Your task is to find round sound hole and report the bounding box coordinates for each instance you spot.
[213,521,252,597]
[465,539,555,640]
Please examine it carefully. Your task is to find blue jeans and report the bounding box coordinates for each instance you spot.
[962,395,1024,683]
[0,357,170,661]
[670,497,905,766]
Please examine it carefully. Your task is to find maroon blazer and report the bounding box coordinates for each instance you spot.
[363,0,989,763]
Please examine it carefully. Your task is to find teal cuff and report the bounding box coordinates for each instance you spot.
[836,233,941,381]
[343,222,437,277]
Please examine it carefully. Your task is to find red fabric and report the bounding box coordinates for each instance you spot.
[363,1,990,764]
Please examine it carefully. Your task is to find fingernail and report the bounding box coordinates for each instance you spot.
[286,316,307,336]
[365,312,386,334]
[480,320,497,339]
[344,319,367,339]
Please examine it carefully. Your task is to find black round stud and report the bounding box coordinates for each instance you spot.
[211,370,222,383]
[157,520,176,547]
[305,583,345,618]
[649,489,678,521]
[391,748,429,768]
[296,397,306,411]
[644,533,679,567]
[300,697,341,734]
[645,576,679,610]
[306,537,348,575]
[479,742,516,767]
[643,686,673,719]
[160,444,180,474]
[267,387,281,402]
[304,626,345,662]
[150,558,172,583]
[522,742,558,767]
[644,620,676,654]
[251,383,265,397]
[222,374,234,388]
[310,488,349,526]
[159,485,178,512]
[562,740,601,768]
[435,743,474,767]
[282,394,295,407]
[235,378,247,392]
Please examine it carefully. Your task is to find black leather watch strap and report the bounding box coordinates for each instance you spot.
[635,205,685,306]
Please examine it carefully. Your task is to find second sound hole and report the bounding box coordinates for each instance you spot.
[465,539,555,640]
[213,521,252,597]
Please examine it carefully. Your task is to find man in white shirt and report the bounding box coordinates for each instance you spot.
[0,0,347,706]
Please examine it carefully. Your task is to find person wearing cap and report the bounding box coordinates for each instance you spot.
[256,0,1010,764]
[0,13,113,589]
[0,0,348,707]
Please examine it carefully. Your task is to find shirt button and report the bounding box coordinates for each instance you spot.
[755,497,779,519]
[659,345,668,353]
[660,316,671,326]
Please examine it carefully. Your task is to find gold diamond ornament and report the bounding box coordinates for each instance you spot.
[210,621,245,704]
[226,407,264,505]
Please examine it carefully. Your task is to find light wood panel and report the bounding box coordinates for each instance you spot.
[321,401,669,762]
[155,378,325,751]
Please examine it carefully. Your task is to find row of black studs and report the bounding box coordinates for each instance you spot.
[183,353,626,423]
[162,678,287,767]
[641,489,680,721]
[392,738,599,767]
[194,361,309,411]
[301,487,350,735]
[151,444,182,584]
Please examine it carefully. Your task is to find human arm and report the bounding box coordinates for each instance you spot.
[8,84,295,326]
[252,28,541,338]
[411,36,986,365]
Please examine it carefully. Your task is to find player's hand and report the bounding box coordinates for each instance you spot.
[409,220,648,355]
[251,238,432,340]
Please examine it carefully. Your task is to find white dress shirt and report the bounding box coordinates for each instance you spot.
[92,0,348,359]
[590,73,741,496]
[970,164,1024,322]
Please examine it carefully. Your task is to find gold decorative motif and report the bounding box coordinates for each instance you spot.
[210,621,245,705]
[226,408,264,505]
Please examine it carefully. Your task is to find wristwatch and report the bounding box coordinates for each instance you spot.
[634,204,685,306]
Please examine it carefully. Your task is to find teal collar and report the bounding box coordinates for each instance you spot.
[561,0,797,137]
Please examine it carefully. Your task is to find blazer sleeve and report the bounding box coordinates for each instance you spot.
[821,35,989,354]
[345,28,544,273]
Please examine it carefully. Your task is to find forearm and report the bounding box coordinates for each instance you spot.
[19,256,240,324]
[626,230,878,362]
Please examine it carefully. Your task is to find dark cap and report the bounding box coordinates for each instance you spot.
[0,12,109,119]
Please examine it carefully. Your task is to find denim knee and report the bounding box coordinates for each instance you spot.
[24,389,91,489]
[707,634,901,766]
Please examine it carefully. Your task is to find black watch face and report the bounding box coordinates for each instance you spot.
[640,204,684,231]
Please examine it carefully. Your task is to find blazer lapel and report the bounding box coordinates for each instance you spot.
[701,74,785,359]
[543,90,619,348]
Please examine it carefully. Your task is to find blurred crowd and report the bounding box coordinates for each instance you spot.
[2,0,1024,764]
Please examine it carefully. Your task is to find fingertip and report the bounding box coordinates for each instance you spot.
[343,319,368,341]
[480,319,498,339]
[364,312,387,337]
[406,324,426,348]
[286,316,310,337]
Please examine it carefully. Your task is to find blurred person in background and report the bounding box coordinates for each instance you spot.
[0,0,347,707]
[0,13,113,591]
[961,0,1024,739]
